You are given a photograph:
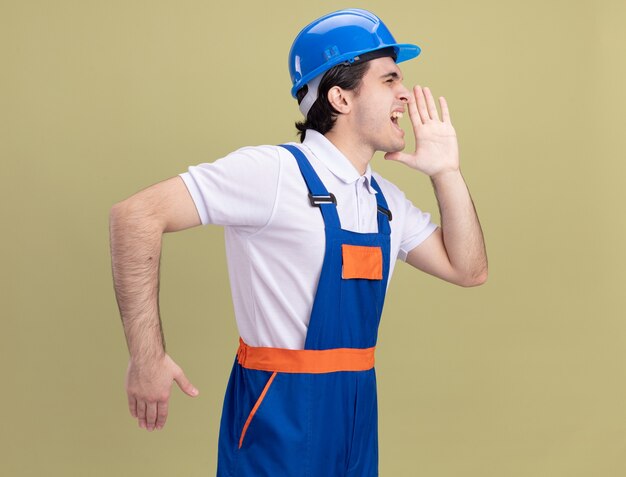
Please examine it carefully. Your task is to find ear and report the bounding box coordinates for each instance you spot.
[327,86,352,114]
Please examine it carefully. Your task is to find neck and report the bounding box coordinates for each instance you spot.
[324,129,374,176]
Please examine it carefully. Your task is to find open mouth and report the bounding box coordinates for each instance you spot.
[391,111,404,132]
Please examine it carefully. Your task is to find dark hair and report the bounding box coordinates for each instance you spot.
[294,60,371,142]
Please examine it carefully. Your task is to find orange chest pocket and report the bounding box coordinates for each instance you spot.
[341,244,383,280]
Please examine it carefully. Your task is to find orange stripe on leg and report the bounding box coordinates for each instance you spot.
[238,371,277,449]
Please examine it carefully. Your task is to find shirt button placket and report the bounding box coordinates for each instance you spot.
[359,177,367,231]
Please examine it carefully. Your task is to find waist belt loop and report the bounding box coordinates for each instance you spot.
[237,337,247,365]
[236,338,376,374]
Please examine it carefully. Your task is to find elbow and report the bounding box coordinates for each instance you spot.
[109,199,163,232]
[109,201,127,219]
[110,196,137,217]
[458,268,488,287]
[109,201,126,227]
[465,272,487,288]
[109,200,134,229]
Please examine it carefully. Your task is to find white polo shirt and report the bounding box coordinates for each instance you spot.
[179,129,438,349]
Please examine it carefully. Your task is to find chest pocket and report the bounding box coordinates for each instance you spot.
[341,244,383,280]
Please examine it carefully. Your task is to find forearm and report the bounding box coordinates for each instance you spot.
[109,201,167,363]
[431,170,487,284]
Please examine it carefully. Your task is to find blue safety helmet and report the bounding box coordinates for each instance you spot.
[289,9,421,98]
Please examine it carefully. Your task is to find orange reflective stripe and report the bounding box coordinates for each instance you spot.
[341,244,383,280]
[236,338,375,374]
[238,371,277,449]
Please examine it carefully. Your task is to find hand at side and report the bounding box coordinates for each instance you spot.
[125,353,199,431]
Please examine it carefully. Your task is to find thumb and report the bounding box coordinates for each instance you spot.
[384,151,409,163]
[174,370,199,397]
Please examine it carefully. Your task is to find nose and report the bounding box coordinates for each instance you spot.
[397,82,410,104]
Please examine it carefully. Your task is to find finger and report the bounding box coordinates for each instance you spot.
[174,370,199,397]
[406,89,422,128]
[145,401,158,431]
[128,395,138,418]
[405,91,423,146]
[440,96,451,123]
[137,400,147,429]
[414,85,431,123]
[384,151,411,164]
[156,401,169,430]
[423,87,440,121]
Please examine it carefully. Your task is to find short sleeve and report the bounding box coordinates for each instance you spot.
[397,199,438,262]
[179,145,280,229]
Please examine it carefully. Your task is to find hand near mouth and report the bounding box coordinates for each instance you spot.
[384,85,460,179]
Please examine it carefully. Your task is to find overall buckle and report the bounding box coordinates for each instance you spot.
[377,205,393,221]
[309,193,337,207]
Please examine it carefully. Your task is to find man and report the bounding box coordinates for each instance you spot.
[109,8,487,476]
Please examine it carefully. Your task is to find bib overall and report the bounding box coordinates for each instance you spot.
[216,144,392,477]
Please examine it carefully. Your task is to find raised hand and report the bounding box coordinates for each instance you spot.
[385,85,459,179]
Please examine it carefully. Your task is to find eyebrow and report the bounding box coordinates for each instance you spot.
[380,72,402,81]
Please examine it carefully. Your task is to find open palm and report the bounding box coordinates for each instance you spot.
[385,85,459,178]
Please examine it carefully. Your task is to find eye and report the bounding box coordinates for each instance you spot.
[386,78,394,84]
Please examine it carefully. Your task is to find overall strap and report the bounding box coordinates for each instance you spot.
[369,176,392,235]
[279,144,341,229]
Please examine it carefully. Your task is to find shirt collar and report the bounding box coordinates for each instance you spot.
[301,129,376,195]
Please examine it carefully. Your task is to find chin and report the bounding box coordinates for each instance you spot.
[387,140,405,153]
[379,145,404,154]
[373,134,404,154]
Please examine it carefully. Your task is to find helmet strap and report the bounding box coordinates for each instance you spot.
[298,73,323,118]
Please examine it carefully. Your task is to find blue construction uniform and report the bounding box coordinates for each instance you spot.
[216,144,392,476]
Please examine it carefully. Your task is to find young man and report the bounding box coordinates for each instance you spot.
[109,8,487,476]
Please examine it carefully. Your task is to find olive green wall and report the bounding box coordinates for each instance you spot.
[2,0,625,475]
